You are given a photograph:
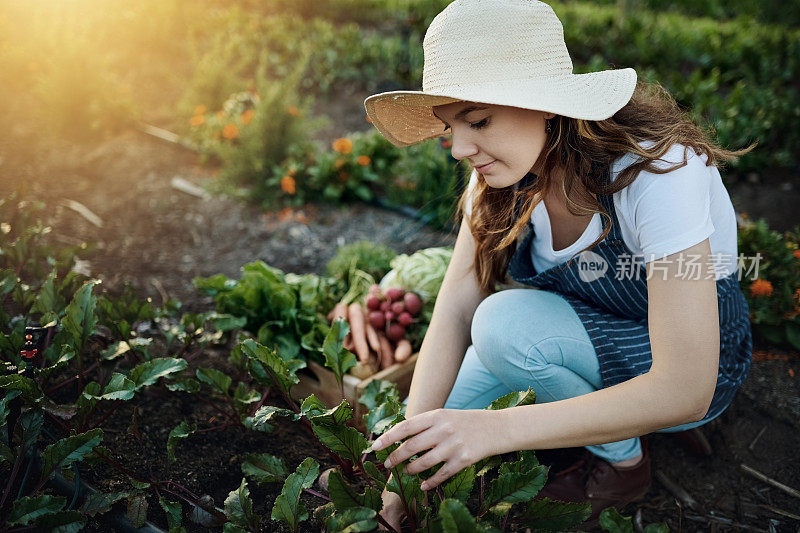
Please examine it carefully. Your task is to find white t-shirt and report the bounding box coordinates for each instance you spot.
[463,142,739,281]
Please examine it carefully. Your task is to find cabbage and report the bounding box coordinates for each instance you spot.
[379,247,453,302]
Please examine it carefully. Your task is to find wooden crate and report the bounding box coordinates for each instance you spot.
[291,353,418,431]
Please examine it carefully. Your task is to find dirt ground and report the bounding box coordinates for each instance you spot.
[2,89,800,532]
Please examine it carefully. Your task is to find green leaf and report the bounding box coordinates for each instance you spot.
[167,421,197,462]
[196,367,232,396]
[159,498,183,531]
[40,428,103,482]
[598,507,634,533]
[481,464,548,512]
[438,499,496,532]
[0,374,45,404]
[101,341,131,360]
[32,272,65,318]
[237,338,303,397]
[242,453,288,484]
[486,388,536,410]
[225,478,259,530]
[327,470,382,511]
[34,510,85,532]
[8,495,67,525]
[127,493,148,529]
[643,523,670,533]
[442,465,475,502]
[0,442,14,464]
[207,312,247,332]
[247,405,300,429]
[362,461,387,487]
[81,492,130,517]
[86,373,135,401]
[325,506,378,532]
[523,498,592,531]
[0,389,21,428]
[364,395,403,436]
[358,379,399,411]
[130,357,188,389]
[322,318,357,388]
[307,401,368,464]
[271,457,320,532]
[166,378,201,393]
[62,280,99,349]
[786,321,800,351]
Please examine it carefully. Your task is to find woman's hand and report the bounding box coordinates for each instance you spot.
[378,487,404,531]
[372,408,503,491]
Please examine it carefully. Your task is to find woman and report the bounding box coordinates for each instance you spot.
[356,0,754,528]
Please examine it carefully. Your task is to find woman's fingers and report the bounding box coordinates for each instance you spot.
[419,461,459,491]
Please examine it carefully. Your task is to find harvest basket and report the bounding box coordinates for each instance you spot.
[291,353,419,431]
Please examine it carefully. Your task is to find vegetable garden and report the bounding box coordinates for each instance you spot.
[1,0,799,531]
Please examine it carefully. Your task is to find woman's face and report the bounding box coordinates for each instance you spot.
[431,102,555,189]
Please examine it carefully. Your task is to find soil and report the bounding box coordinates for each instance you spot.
[2,85,800,532]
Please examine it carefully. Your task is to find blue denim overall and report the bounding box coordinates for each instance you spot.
[505,177,753,423]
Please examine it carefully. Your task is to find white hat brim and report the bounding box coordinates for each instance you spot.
[364,68,637,147]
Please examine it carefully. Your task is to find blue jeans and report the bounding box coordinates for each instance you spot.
[434,289,722,463]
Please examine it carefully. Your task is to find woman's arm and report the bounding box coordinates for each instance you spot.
[374,240,721,491]
[496,238,720,454]
[404,216,489,419]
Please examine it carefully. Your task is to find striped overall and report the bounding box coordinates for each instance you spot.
[506,184,753,421]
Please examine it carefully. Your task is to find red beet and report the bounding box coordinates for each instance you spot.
[380,301,391,312]
[369,311,385,329]
[390,301,405,315]
[366,295,382,310]
[403,292,423,315]
[385,288,405,302]
[384,311,395,322]
[397,312,413,327]
[386,323,406,343]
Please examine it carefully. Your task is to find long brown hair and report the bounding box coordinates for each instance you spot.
[456,80,756,295]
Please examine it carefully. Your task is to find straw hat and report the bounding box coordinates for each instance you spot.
[364,0,637,147]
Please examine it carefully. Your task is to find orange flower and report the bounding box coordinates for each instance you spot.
[222,124,239,140]
[189,115,205,127]
[740,212,749,220]
[332,137,353,154]
[193,105,207,116]
[216,110,224,119]
[357,155,370,166]
[27,61,39,71]
[365,114,373,124]
[287,105,299,116]
[749,278,773,298]
[793,249,800,260]
[281,175,296,195]
[334,158,346,169]
[241,109,255,125]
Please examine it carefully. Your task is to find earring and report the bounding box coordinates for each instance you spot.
[546,120,552,134]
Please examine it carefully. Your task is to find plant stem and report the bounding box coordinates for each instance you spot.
[163,480,200,500]
[44,361,100,395]
[194,423,238,434]
[248,387,272,417]
[303,488,331,501]
[0,443,27,514]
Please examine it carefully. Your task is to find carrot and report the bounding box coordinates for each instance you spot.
[379,334,395,370]
[365,323,381,354]
[327,301,348,322]
[347,303,371,363]
[394,339,412,363]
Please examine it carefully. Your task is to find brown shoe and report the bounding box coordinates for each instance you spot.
[537,440,652,527]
